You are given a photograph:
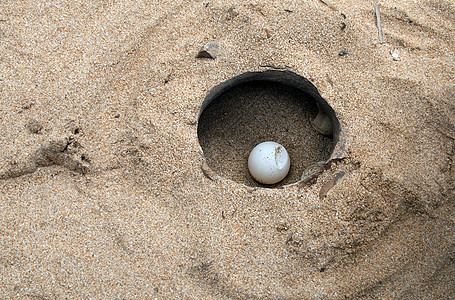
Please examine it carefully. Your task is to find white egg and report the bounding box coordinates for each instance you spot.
[248,141,291,184]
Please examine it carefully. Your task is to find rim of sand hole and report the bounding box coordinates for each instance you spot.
[197,70,348,188]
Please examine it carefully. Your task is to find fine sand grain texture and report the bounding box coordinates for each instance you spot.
[1,0,454,298]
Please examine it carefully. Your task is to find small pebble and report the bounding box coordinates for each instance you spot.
[22,102,34,110]
[196,42,219,59]
[391,51,400,61]
[114,114,120,118]
[338,50,348,56]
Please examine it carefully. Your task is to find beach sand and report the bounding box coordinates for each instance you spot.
[1,0,454,298]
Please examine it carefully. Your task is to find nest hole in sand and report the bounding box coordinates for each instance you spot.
[197,70,341,188]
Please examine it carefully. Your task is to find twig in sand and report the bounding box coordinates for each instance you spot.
[373,0,384,44]
[319,0,338,11]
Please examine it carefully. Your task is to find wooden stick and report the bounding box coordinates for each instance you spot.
[373,0,384,44]
[319,0,338,11]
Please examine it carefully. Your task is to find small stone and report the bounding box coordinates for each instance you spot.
[21,102,34,110]
[391,51,400,61]
[276,222,289,232]
[114,114,120,118]
[338,50,348,56]
[196,42,219,59]
[311,104,333,136]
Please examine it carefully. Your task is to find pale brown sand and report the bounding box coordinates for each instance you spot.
[0,0,454,298]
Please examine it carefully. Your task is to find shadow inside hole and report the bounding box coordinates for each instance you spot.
[198,79,334,187]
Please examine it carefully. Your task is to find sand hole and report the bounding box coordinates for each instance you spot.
[198,70,341,187]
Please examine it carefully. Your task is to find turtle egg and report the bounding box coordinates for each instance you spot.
[248,141,290,184]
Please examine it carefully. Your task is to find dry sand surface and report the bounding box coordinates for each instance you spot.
[1,0,454,298]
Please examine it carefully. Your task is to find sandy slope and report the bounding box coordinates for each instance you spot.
[1,0,454,298]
